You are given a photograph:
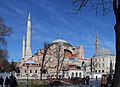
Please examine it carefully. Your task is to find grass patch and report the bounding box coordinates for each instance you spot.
[18,80,49,87]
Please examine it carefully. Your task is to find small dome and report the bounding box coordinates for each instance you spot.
[93,48,115,57]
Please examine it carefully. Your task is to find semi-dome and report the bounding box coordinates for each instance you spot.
[93,48,115,57]
[52,39,72,46]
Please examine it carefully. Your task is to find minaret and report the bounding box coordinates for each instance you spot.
[22,36,25,59]
[25,13,32,59]
[95,34,99,53]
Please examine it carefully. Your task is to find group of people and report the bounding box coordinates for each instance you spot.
[82,76,90,85]
[0,75,17,87]
[101,74,112,87]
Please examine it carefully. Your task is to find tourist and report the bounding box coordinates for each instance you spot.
[0,76,4,87]
[86,76,90,85]
[96,76,98,81]
[9,76,17,87]
[101,75,107,87]
[82,77,86,85]
[5,77,10,87]
[108,75,112,84]
[13,77,18,87]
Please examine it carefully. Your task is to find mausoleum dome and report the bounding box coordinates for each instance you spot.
[93,48,115,57]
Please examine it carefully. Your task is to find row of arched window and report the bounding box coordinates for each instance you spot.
[71,72,81,77]
[25,70,37,73]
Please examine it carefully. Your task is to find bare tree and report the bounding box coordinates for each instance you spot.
[0,17,11,69]
[0,49,9,69]
[41,42,68,81]
[0,18,11,49]
[72,0,120,86]
[40,42,52,80]
[55,42,66,79]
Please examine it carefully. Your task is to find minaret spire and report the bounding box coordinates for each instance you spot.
[25,13,32,59]
[28,13,31,20]
[22,36,25,59]
[95,34,99,53]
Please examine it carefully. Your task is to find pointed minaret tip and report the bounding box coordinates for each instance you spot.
[23,36,25,41]
[96,33,98,40]
[28,13,31,20]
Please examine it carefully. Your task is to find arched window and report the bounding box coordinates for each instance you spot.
[25,70,26,73]
[30,70,32,73]
[76,72,78,77]
[35,70,37,73]
[79,73,81,78]
[71,72,74,77]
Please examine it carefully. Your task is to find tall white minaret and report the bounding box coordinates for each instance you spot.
[95,34,99,53]
[25,13,32,59]
[22,36,25,59]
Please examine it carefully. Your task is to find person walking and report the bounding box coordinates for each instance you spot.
[9,76,18,87]
[101,75,107,87]
[82,77,86,85]
[5,77,10,87]
[13,77,17,87]
[0,76,4,87]
[86,76,90,85]
[96,76,98,81]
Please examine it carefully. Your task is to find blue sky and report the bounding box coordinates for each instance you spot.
[0,0,116,62]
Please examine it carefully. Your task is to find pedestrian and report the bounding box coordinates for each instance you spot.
[10,76,18,87]
[86,76,90,85]
[0,76,4,87]
[82,77,86,85]
[5,77,10,87]
[108,75,112,84]
[13,77,18,87]
[10,76,14,87]
[101,75,107,87]
[96,76,98,81]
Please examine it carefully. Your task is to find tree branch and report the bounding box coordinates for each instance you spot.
[113,0,118,23]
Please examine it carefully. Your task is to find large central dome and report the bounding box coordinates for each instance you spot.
[52,39,72,46]
[52,39,68,43]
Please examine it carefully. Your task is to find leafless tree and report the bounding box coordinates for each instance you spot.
[0,17,11,69]
[40,42,52,80]
[54,42,66,79]
[40,42,66,80]
[72,0,120,86]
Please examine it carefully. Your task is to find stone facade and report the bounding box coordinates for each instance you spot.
[91,48,115,74]
[17,39,85,78]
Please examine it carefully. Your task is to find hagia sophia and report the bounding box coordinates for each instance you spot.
[16,14,116,79]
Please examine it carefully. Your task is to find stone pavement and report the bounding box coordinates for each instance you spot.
[49,79,111,87]
[78,79,111,87]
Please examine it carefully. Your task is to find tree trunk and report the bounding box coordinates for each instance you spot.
[40,43,49,80]
[112,24,120,87]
